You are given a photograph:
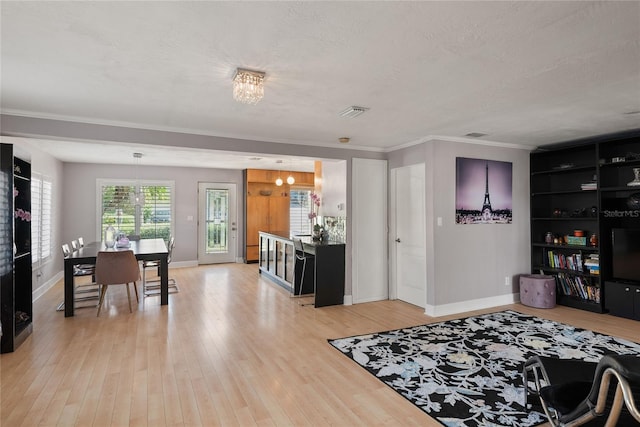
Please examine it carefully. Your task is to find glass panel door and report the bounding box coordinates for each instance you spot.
[198,183,236,264]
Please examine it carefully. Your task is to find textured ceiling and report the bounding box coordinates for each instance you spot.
[1,1,639,164]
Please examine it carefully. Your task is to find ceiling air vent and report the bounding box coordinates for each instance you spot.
[338,106,369,118]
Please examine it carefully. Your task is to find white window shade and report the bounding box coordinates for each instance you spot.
[31,174,52,266]
[99,180,173,241]
[290,189,312,235]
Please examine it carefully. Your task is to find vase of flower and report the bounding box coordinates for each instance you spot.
[104,225,116,248]
[308,192,322,238]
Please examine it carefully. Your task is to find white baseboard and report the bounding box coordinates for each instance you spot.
[172,259,243,268]
[32,271,63,302]
[170,260,198,268]
[424,293,519,318]
[343,295,353,305]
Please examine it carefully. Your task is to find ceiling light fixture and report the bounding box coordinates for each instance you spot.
[130,152,145,206]
[286,159,295,185]
[275,160,283,186]
[338,106,369,118]
[233,68,265,105]
[338,137,350,144]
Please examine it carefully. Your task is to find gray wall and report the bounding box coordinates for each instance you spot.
[62,163,244,263]
[12,140,65,297]
[388,139,531,311]
[5,115,534,313]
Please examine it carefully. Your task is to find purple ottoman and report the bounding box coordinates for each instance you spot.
[520,274,556,309]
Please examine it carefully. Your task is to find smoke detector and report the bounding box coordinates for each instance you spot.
[338,106,369,118]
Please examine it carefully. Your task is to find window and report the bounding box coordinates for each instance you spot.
[31,174,52,266]
[98,179,174,241]
[290,188,312,235]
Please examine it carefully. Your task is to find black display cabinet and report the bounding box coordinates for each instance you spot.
[1,143,33,353]
[530,131,640,317]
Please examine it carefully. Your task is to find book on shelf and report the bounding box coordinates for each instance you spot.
[546,250,583,272]
[581,182,597,191]
[554,272,600,303]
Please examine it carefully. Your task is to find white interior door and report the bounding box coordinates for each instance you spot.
[391,164,426,308]
[198,182,236,264]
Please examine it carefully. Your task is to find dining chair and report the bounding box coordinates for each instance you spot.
[141,237,178,297]
[56,243,100,311]
[95,250,140,316]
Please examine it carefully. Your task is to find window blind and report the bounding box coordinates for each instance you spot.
[31,174,52,265]
[290,189,312,235]
[99,180,173,241]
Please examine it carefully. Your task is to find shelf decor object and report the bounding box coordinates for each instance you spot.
[627,193,640,210]
[627,167,640,186]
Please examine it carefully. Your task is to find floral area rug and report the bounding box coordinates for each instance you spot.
[328,310,640,427]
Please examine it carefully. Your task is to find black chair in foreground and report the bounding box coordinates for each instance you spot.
[522,354,640,426]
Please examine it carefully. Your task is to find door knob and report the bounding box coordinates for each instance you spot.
[395,238,401,243]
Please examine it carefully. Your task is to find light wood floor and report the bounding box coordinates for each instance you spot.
[1,263,639,426]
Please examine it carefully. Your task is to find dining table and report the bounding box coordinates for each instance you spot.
[63,238,169,317]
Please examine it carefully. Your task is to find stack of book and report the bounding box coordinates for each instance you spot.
[584,254,599,275]
[581,181,597,191]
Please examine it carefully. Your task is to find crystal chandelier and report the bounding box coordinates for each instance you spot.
[233,68,265,105]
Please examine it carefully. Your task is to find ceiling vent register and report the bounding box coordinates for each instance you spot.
[338,106,369,118]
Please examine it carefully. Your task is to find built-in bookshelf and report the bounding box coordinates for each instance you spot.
[530,131,640,317]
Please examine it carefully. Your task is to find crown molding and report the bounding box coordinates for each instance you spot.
[385,134,537,152]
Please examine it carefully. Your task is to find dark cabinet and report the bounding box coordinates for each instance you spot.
[530,144,603,312]
[530,131,640,317]
[1,143,33,353]
[605,282,640,320]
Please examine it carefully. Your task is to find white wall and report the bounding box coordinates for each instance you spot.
[320,160,347,217]
[352,158,388,303]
